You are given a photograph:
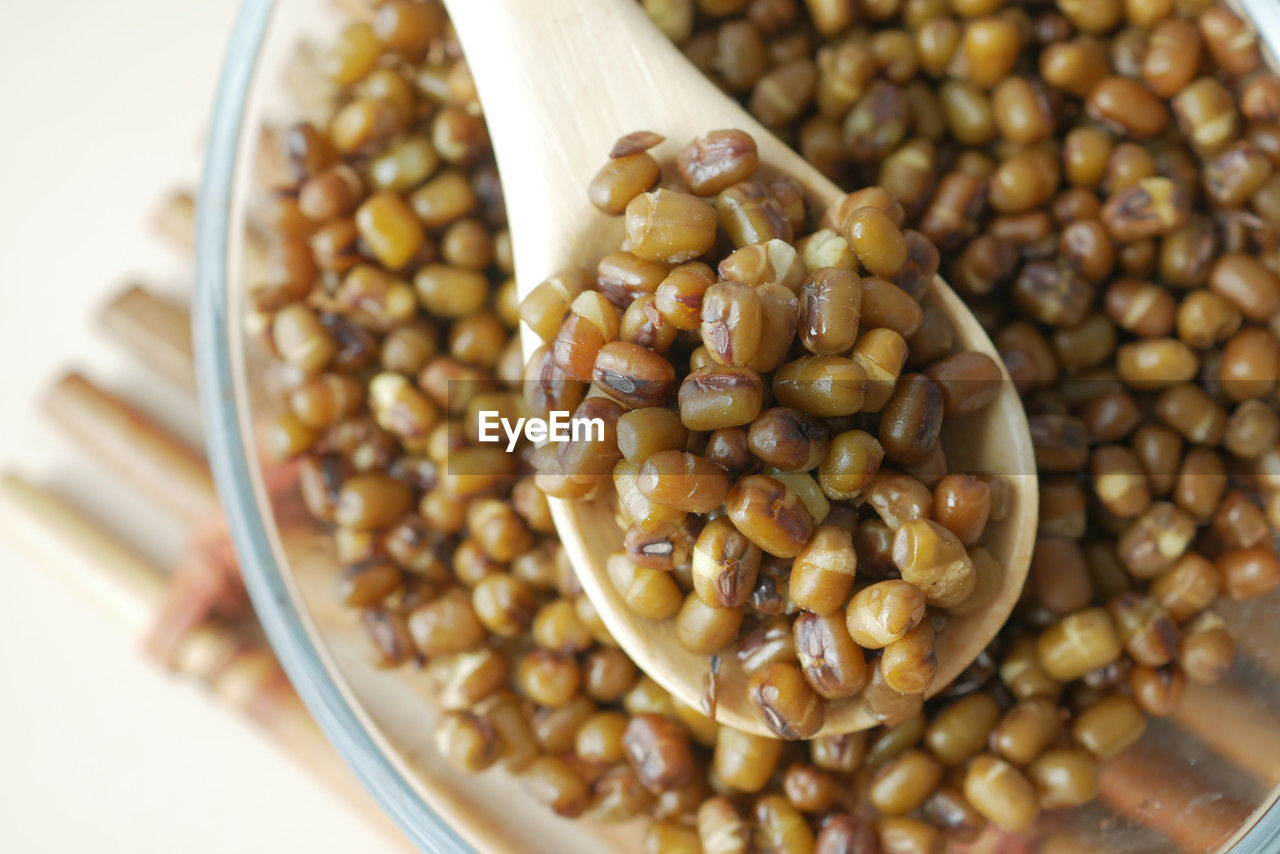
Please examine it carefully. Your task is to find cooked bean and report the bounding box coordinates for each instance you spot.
[676,593,746,653]
[879,374,944,463]
[847,580,927,649]
[869,749,943,816]
[925,693,1001,766]
[679,365,766,430]
[789,525,858,615]
[1037,608,1122,682]
[990,697,1062,766]
[798,267,863,355]
[714,725,783,794]
[924,351,1001,416]
[748,407,829,472]
[626,188,718,264]
[893,519,975,608]
[963,754,1039,833]
[589,152,661,216]
[749,662,825,740]
[692,516,763,608]
[678,129,760,195]
[1028,748,1099,809]
[1072,694,1146,759]
[794,610,868,699]
[818,430,885,500]
[881,621,937,695]
[593,341,677,408]
[724,474,816,559]
[624,714,696,794]
[1179,612,1237,684]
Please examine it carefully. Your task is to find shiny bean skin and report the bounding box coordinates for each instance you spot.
[725,474,816,558]
[963,754,1040,833]
[879,374,944,463]
[789,525,858,615]
[799,267,864,356]
[847,580,927,649]
[893,519,976,608]
[794,610,868,700]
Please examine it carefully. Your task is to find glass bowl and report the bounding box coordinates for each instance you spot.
[196,0,1280,851]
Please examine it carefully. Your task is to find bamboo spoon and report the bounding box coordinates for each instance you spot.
[444,0,1036,736]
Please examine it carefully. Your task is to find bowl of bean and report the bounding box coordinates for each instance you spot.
[198,0,1280,851]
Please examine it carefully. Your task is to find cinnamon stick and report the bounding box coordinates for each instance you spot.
[1099,740,1254,853]
[151,188,196,255]
[0,474,411,850]
[98,285,195,391]
[41,371,218,524]
[1171,679,1280,785]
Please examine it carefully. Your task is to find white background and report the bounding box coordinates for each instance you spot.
[0,1,395,850]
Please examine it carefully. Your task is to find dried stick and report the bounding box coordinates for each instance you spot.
[41,371,218,524]
[151,189,196,255]
[1099,741,1254,853]
[0,474,411,851]
[98,285,195,391]
[1171,680,1280,785]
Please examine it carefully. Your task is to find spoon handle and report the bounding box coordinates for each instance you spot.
[442,0,756,286]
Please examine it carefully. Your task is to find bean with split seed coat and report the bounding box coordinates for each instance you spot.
[697,797,751,854]
[749,661,826,740]
[892,519,976,608]
[772,356,869,418]
[725,474,815,558]
[794,610,868,700]
[692,516,763,608]
[1037,607,1122,682]
[678,129,760,195]
[847,580,927,649]
[853,328,909,413]
[626,188,718,263]
[701,280,764,366]
[638,450,730,514]
[748,407,829,472]
[881,621,937,695]
[789,525,858,615]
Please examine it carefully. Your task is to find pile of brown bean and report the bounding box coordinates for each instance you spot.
[249,0,1280,851]
[522,127,1004,740]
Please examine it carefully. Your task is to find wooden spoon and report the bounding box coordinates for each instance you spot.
[444,0,1037,737]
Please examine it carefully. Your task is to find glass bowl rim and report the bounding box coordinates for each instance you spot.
[194,0,471,850]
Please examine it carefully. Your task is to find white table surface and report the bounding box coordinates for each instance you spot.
[0,2,395,851]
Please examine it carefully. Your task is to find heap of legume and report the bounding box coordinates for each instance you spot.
[251,0,1280,850]
[522,127,1004,739]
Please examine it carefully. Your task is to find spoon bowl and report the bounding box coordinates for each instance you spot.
[444,0,1037,737]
